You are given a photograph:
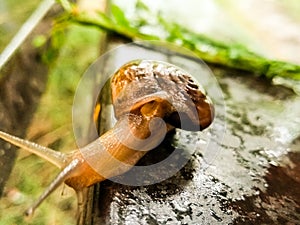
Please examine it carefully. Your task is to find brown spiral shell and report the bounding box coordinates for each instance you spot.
[111,60,214,131]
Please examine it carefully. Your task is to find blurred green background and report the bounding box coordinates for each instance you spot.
[0,0,299,224]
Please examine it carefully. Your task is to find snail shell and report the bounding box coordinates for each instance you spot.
[112,60,214,130]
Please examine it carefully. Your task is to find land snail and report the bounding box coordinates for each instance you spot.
[0,60,214,217]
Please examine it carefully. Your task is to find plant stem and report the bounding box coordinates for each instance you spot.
[58,0,300,82]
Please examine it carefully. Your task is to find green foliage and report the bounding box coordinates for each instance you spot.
[0,20,102,225]
[41,24,102,128]
[32,35,47,48]
[135,0,149,11]
[0,0,40,51]
[111,4,130,27]
[57,0,300,89]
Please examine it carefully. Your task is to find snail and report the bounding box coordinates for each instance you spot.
[0,60,214,217]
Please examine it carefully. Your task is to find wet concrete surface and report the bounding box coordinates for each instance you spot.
[230,150,300,224]
[89,44,300,224]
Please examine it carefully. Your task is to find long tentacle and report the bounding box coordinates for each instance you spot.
[25,158,82,216]
[0,130,67,168]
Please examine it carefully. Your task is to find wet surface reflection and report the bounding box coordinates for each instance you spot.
[94,63,300,224]
[230,150,300,224]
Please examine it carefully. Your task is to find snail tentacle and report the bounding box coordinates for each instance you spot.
[0,131,68,168]
[25,158,83,217]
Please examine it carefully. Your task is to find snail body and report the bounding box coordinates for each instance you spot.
[0,60,214,216]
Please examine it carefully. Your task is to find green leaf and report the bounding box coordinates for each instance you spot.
[58,0,73,12]
[111,4,130,27]
[135,0,150,11]
[32,35,47,48]
[57,1,300,85]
